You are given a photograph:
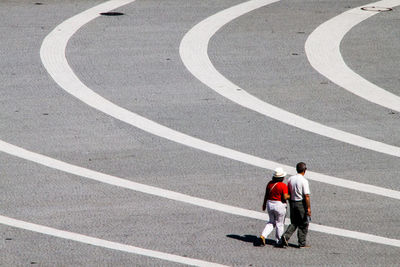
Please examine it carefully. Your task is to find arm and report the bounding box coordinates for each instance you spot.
[283,193,290,200]
[283,183,290,201]
[262,187,268,211]
[304,194,311,216]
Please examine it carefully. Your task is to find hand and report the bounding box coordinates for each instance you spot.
[307,208,311,217]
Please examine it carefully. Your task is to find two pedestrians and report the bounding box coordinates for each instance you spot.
[260,162,311,248]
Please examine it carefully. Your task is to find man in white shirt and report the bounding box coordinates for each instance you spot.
[280,162,311,248]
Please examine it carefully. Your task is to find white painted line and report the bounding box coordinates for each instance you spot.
[32,0,400,250]
[179,0,400,158]
[1,140,400,248]
[309,223,400,248]
[39,0,400,201]
[0,215,228,267]
[0,140,266,221]
[306,0,400,112]
[40,1,400,199]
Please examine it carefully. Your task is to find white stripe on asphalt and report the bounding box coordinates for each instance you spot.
[179,0,400,158]
[39,0,400,201]
[305,0,400,113]
[0,140,266,221]
[1,140,400,248]
[29,0,399,253]
[0,215,228,267]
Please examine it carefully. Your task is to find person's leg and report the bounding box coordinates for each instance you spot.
[261,222,274,239]
[295,202,308,247]
[274,203,287,243]
[281,201,298,244]
[297,223,309,247]
[261,202,276,245]
[282,224,296,243]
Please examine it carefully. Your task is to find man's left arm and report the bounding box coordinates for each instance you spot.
[304,194,311,217]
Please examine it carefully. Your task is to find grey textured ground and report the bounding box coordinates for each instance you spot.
[0,0,399,266]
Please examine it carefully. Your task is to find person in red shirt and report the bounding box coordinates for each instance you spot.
[260,167,290,246]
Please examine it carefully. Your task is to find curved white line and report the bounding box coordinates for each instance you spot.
[0,140,266,221]
[0,215,228,267]
[1,139,400,248]
[179,0,400,158]
[0,0,392,261]
[33,0,400,248]
[305,0,400,112]
[38,0,400,199]
[29,0,399,249]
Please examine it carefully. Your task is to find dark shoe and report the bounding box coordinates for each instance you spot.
[260,236,266,246]
[281,236,288,247]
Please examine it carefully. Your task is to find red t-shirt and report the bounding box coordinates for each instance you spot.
[266,181,288,201]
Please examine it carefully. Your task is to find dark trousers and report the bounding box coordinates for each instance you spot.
[282,200,309,246]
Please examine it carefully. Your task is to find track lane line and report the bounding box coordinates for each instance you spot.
[305,0,400,113]
[0,215,228,267]
[179,0,400,158]
[0,139,400,248]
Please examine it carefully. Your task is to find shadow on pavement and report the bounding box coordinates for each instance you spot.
[226,234,275,247]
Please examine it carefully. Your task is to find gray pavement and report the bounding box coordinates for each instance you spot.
[0,0,399,266]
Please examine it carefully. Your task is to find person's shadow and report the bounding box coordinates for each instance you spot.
[226,234,275,247]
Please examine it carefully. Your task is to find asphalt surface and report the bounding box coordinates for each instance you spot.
[0,0,399,266]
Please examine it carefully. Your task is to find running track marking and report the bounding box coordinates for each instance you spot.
[0,215,228,267]
[1,140,400,248]
[305,0,400,113]
[179,0,400,158]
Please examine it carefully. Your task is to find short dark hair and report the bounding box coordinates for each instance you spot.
[296,162,307,173]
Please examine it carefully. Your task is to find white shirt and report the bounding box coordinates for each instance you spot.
[287,173,310,201]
